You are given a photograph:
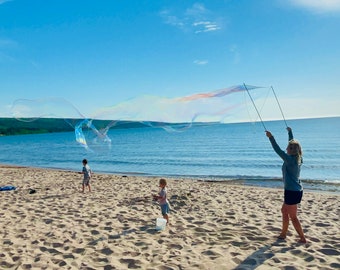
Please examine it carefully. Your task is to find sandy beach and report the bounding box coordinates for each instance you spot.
[0,165,339,269]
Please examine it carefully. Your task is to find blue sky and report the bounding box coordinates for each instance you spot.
[1,0,340,123]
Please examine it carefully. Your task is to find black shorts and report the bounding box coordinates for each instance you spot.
[284,190,303,205]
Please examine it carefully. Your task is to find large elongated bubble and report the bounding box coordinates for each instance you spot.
[10,85,268,151]
[11,97,85,121]
[75,119,111,152]
[91,85,265,125]
[9,97,110,151]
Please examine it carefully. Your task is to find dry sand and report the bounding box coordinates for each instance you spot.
[0,165,339,269]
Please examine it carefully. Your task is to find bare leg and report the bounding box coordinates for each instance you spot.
[88,184,91,192]
[287,204,306,243]
[82,184,85,193]
[163,214,169,225]
[279,204,289,239]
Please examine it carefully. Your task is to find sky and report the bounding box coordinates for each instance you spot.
[1,0,340,123]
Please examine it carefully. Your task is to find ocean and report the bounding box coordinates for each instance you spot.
[0,117,339,193]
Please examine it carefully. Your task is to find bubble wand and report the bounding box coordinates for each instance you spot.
[243,83,267,131]
[271,86,288,128]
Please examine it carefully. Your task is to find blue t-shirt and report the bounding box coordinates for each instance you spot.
[269,130,303,192]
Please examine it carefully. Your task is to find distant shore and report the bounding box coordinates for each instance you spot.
[1,161,339,194]
[0,117,204,136]
[1,165,339,269]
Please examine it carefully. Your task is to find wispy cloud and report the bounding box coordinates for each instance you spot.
[193,21,220,33]
[288,0,340,13]
[0,38,17,63]
[185,3,207,17]
[160,3,222,34]
[0,52,15,62]
[159,10,186,30]
[0,38,17,48]
[229,45,240,64]
[193,59,208,65]
[0,0,13,5]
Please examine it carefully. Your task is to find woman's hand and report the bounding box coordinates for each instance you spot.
[265,131,273,138]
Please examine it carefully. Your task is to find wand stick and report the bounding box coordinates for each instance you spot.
[271,86,288,128]
[244,83,267,131]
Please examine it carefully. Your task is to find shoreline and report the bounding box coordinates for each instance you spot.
[1,162,339,195]
[1,165,339,269]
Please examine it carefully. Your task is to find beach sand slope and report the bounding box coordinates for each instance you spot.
[0,166,339,269]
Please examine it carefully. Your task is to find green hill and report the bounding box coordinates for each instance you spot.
[0,118,151,136]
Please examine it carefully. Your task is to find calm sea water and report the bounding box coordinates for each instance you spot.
[1,117,339,192]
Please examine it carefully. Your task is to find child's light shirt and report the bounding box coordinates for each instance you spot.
[158,187,168,206]
[82,165,92,180]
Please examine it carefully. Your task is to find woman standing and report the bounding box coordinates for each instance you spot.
[266,127,307,243]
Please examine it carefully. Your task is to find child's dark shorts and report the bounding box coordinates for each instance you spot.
[284,190,303,205]
[83,178,90,186]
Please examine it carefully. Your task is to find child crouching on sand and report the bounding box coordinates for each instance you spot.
[153,178,170,224]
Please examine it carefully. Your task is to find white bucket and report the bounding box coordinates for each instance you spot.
[155,218,167,231]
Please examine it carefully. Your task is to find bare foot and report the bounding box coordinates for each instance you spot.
[277,234,286,240]
[298,238,307,244]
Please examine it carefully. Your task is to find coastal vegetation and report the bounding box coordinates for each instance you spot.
[0,118,150,136]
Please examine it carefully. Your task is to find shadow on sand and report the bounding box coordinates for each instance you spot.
[87,224,160,246]
[233,239,286,270]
